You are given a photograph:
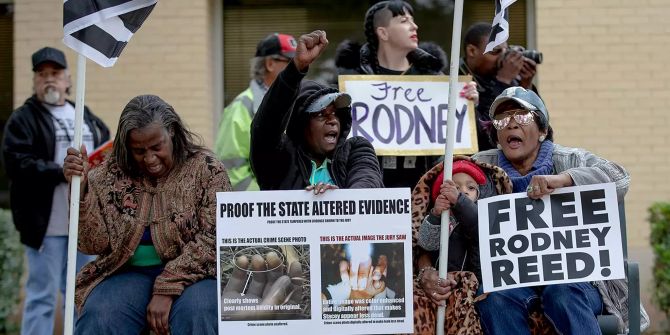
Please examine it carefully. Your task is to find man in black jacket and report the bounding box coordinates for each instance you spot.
[250,30,383,192]
[460,22,539,151]
[1,47,110,334]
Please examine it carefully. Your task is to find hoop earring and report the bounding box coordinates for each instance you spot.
[539,135,546,142]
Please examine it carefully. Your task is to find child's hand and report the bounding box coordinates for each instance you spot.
[431,180,459,216]
[440,180,460,204]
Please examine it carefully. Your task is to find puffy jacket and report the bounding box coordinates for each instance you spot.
[335,40,445,77]
[2,96,110,249]
[250,61,383,190]
[214,80,266,191]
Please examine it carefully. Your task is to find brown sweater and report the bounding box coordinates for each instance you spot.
[75,150,231,311]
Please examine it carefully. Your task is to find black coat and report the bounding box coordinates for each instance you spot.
[2,96,110,248]
[250,61,383,190]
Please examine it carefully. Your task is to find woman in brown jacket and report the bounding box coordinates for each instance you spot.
[64,94,231,335]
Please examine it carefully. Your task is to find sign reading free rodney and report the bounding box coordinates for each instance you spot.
[339,75,478,156]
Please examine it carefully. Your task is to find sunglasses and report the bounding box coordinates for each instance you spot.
[492,109,536,130]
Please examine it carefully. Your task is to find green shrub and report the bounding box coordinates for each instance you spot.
[650,202,670,316]
[0,208,22,334]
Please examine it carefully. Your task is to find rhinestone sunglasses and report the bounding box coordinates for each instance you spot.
[492,109,536,130]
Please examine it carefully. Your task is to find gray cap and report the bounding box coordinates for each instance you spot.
[32,47,68,71]
[305,92,352,113]
[489,86,549,129]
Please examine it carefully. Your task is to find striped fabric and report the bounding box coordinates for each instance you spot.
[63,0,157,67]
[484,0,517,54]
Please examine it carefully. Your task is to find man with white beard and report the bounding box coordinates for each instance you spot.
[1,46,109,335]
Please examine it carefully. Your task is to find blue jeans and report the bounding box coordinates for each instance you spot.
[75,269,217,335]
[22,236,95,335]
[476,283,603,335]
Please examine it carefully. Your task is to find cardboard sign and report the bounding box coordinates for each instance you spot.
[216,189,413,334]
[478,183,625,292]
[339,75,478,156]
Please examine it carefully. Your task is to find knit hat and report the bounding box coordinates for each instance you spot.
[431,160,487,203]
[489,86,549,130]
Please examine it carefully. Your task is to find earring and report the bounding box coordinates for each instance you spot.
[496,143,502,150]
[539,135,546,142]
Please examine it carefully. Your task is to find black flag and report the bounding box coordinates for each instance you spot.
[63,0,158,67]
[484,0,517,54]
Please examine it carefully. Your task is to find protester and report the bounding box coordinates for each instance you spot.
[335,0,478,189]
[472,86,649,334]
[64,94,231,335]
[1,46,110,335]
[460,22,538,151]
[215,33,297,191]
[250,30,383,192]
[411,157,511,334]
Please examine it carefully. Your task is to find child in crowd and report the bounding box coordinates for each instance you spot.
[418,159,486,254]
[411,157,511,334]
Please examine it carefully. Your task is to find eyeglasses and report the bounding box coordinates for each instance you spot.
[492,109,535,130]
[272,57,290,63]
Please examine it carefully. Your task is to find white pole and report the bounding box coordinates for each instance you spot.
[64,53,86,335]
[436,0,465,333]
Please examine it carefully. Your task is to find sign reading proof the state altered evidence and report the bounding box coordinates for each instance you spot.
[216,189,413,334]
[478,183,625,293]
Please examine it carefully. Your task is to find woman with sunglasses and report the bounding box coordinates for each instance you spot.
[471,86,641,335]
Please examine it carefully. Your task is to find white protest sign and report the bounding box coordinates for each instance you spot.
[339,75,478,156]
[478,183,625,293]
[216,188,413,334]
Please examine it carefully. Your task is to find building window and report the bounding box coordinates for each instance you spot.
[222,0,528,105]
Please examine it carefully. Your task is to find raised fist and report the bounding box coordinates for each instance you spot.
[293,30,329,72]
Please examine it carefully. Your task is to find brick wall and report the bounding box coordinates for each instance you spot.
[14,0,216,146]
[537,0,670,330]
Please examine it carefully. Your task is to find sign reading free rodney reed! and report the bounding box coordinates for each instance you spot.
[216,189,413,334]
[339,75,478,156]
[478,183,625,293]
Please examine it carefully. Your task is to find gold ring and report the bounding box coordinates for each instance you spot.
[432,291,437,297]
